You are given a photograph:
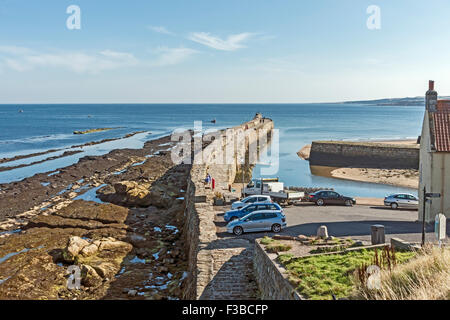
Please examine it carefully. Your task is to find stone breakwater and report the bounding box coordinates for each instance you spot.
[309,141,420,170]
[182,114,274,299]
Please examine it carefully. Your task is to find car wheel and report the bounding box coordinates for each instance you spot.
[391,203,399,210]
[316,199,324,206]
[230,216,239,222]
[345,200,353,207]
[233,226,243,236]
[271,224,282,233]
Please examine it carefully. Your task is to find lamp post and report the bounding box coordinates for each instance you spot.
[422,187,426,247]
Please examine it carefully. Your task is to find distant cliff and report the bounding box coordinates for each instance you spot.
[340,96,450,106]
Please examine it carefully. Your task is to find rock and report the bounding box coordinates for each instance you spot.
[80,265,103,288]
[80,243,99,257]
[98,237,133,252]
[128,234,147,248]
[65,236,89,260]
[92,262,116,279]
[351,241,364,247]
[127,289,138,297]
[157,266,169,273]
[169,249,180,258]
[316,226,329,239]
[273,235,296,241]
[98,181,154,207]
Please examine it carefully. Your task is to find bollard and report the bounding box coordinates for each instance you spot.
[371,225,385,245]
[317,226,329,239]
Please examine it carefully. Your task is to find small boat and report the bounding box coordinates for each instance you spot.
[18,109,24,113]
[211,119,216,124]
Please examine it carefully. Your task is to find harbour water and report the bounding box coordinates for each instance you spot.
[0,103,424,197]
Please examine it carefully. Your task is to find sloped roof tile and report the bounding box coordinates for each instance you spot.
[432,101,450,152]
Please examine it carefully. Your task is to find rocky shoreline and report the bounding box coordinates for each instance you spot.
[0,131,146,166]
[0,133,193,300]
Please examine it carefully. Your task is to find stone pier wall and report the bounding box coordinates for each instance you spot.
[181,114,274,299]
[309,141,419,169]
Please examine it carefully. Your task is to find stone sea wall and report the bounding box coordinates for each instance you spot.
[253,240,302,300]
[181,114,274,299]
[309,141,419,169]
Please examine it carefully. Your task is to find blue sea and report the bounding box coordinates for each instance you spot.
[0,104,424,197]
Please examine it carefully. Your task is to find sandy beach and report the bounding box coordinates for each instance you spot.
[330,167,419,189]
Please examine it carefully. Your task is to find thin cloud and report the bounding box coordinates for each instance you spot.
[0,46,197,73]
[149,47,198,67]
[187,32,256,51]
[0,45,33,55]
[0,49,138,74]
[148,26,175,35]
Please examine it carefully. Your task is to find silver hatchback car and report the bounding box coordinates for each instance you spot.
[384,193,419,209]
[227,210,286,235]
[231,195,272,210]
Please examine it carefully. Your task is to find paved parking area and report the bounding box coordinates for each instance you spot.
[215,203,448,244]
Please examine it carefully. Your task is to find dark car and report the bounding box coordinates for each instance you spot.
[308,190,356,206]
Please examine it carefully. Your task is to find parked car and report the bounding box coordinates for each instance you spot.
[308,190,356,206]
[227,210,286,235]
[224,202,282,222]
[231,195,272,210]
[384,193,419,209]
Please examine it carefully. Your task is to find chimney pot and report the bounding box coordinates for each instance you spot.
[429,80,435,91]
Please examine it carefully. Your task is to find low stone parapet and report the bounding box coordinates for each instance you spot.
[253,240,303,300]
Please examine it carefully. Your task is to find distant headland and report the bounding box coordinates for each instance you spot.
[339,96,450,106]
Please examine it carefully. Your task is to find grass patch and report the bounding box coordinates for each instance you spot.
[309,245,347,254]
[266,242,292,253]
[260,236,275,245]
[279,248,416,300]
[261,236,291,253]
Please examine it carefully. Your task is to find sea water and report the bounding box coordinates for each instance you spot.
[0,104,424,197]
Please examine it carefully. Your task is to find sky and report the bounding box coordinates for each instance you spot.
[1,0,450,103]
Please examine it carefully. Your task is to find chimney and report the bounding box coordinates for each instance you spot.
[429,80,434,91]
[426,80,437,112]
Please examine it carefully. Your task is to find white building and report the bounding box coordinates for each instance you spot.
[419,81,450,222]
